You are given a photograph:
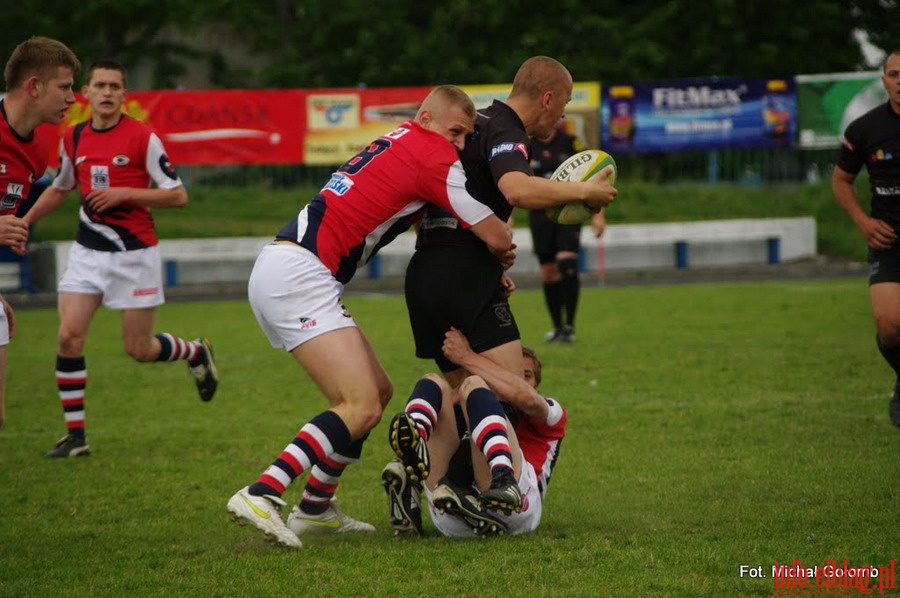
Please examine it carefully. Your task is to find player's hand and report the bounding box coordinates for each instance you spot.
[583,166,617,212]
[500,273,516,296]
[442,326,474,364]
[1,295,15,340]
[0,215,28,247]
[497,243,517,270]
[85,187,130,213]
[860,216,897,250]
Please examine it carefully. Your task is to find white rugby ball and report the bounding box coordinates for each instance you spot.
[545,149,617,225]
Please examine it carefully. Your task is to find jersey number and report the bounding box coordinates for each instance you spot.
[339,138,390,176]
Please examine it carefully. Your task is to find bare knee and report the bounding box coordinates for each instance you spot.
[58,328,86,357]
[124,337,158,363]
[874,315,900,346]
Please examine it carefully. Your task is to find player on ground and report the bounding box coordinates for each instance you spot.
[383,330,566,537]
[24,60,218,457]
[226,85,514,549]
[529,122,606,343]
[832,49,900,426]
[0,37,79,427]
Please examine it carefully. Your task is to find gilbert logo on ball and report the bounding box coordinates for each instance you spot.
[545,149,617,225]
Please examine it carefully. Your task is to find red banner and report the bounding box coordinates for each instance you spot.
[51,89,306,166]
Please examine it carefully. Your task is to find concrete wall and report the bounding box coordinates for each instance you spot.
[21,217,816,292]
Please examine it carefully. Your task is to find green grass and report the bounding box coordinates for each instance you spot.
[28,178,871,263]
[1,280,897,596]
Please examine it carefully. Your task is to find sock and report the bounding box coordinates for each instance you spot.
[542,281,563,330]
[558,259,580,329]
[249,410,352,498]
[405,377,443,442]
[466,387,514,478]
[298,434,367,515]
[876,334,900,386]
[155,333,202,365]
[56,355,86,439]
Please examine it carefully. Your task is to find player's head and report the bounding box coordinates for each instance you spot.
[882,51,900,109]
[416,84,476,151]
[522,345,542,390]
[83,59,127,121]
[508,56,573,140]
[4,37,79,126]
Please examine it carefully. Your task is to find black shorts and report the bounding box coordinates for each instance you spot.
[528,209,581,264]
[405,245,520,372]
[868,245,900,285]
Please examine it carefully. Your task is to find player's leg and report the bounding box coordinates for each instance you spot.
[382,374,452,536]
[870,281,900,426]
[111,245,217,401]
[119,307,217,401]
[289,329,388,534]
[555,223,583,342]
[44,291,102,458]
[530,210,564,341]
[457,376,522,514]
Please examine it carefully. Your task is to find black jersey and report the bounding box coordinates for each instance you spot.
[415,100,532,249]
[838,102,900,231]
[531,129,585,179]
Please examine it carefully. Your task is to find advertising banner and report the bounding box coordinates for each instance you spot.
[795,72,886,149]
[303,86,433,166]
[601,77,796,153]
[56,89,306,166]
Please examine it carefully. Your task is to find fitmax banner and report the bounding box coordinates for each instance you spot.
[601,77,796,153]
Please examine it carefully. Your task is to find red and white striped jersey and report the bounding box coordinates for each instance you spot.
[516,397,567,498]
[277,119,494,284]
[53,114,182,251]
[0,100,55,216]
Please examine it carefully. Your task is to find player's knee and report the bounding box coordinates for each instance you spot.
[458,375,488,402]
[874,313,900,345]
[57,329,85,355]
[124,340,156,363]
[557,257,579,279]
[378,379,394,408]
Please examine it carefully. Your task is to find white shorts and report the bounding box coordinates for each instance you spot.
[58,243,165,309]
[426,458,543,537]
[0,307,8,346]
[248,242,357,351]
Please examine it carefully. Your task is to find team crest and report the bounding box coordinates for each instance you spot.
[159,154,178,180]
[112,155,130,166]
[2,183,23,210]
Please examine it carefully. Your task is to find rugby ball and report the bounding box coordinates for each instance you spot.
[545,149,617,225]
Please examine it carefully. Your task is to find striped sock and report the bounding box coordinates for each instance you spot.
[249,410,352,498]
[154,333,201,365]
[299,435,366,515]
[56,355,86,439]
[466,387,514,478]
[405,378,442,442]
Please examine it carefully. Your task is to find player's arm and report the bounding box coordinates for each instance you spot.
[832,166,896,249]
[84,184,187,213]
[498,167,617,211]
[468,214,514,261]
[442,327,549,422]
[23,185,72,227]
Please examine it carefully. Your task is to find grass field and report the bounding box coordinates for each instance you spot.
[1,279,897,597]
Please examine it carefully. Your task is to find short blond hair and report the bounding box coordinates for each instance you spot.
[508,56,571,101]
[418,84,476,120]
[5,36,80,91]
